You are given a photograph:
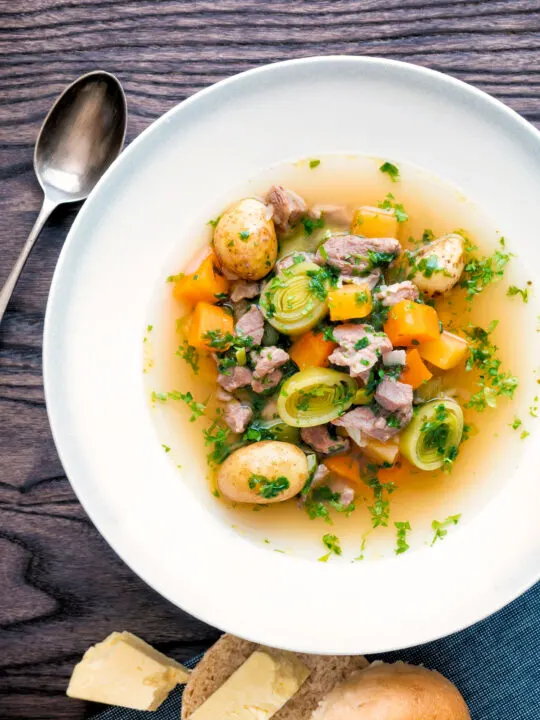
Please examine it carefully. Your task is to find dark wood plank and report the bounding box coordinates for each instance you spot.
[1,1,540,717]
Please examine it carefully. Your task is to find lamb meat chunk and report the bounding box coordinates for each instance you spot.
[301,425,350,455]
[235,305,264,345]
[223,401,253,434]
[230,280,260,303]
[217,365,253,392]
[252,369,282,394]
[251,346,290,379]
[316,235,401,275]
[265,185,308,234]
[339,268,382,290]
[275,251,316,274]
[375,281,419,307]
[329,478,355,507]
[329,324,392,378]
[332,406,400,443]
[309,204,352,226]
[216,388,233,402]
[311,463,330,488]
[375,376,414,414]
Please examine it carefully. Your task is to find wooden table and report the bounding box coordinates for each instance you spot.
[1,1,539,717]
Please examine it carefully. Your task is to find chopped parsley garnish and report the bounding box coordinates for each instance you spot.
[510,417,522,430]
[176,341,200,374]
[309,159,321,169]
[307,265,339,300]
[431,514,461,546]
[355,290,369,305]
[322,533,342,556]
[386,414,401,429]
[507,285,529,303]
[394,521,411,555]
[354,336,370,351]
[379,161,400,182]
[164,390,206,421]
[166,273,183,283]
[521,430,530,440]
[203,418,232,465]
[248,474,290,499]
[243,422,279,442]
[460,238,513,302]
[302,216,325,236]
[304,485,355,522]
[161,444,171,453]
[367,250,396,268]
[366,475,396,528]
[369,299,390,332]
[214,292,229,301]
[207,215,222,228]
[147,324,153,332]
[239,230,250,240]
[419,403,458,470]
[378,193,408,223]
[530,397,539,418]
[204,330,254,351]
[464,322,518,411]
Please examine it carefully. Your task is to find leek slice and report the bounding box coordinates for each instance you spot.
[278,367,357,427]
[260,261,329,335]
[400,399,464,471]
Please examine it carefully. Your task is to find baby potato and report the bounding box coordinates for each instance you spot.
[213,198,277,280]
[217,440,308,504]
[410,233,465,296]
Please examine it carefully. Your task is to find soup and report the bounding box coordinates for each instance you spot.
[145,155,535,561]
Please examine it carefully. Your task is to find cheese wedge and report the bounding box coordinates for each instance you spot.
[67,631,190,710]
[188,648,310,719]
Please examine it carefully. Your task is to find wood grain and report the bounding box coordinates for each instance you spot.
[1,1,540,717]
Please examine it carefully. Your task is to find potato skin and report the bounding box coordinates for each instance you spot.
[217,441,308,504]
[213,198,277,280]
[411,233,465,296]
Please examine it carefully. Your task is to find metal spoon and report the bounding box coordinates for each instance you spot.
[0,70,127,324]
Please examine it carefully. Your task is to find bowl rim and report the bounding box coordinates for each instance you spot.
[43,55,540,654]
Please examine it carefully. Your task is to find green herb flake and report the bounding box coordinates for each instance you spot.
[162,444,171,453]
[464,322,518,411]
[322,533,342,556]
[507,285,529,303]
[431,514,461,546]
[379,161,400,182]
[166,273,184,283]
[147,324,153,332]
[176,341,200,374]
[530,397,539,418]
[239,230,251,240]
[212,488,220,498]
[355,290,369,305]
[166,390,206,421]
[248,474,290,499]
[521,430,530,440]
[510,417,522,430]
[151,391,168,402]
[309,159,321,169]
[394,521,411,555]
[378,193,408,223]
[302,216,325,236]
[203,418,232,466]
[460,238,513,302]
[208,215,222,229]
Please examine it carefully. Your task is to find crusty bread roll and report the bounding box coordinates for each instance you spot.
[311,661,470,720]
[181,634,369,720]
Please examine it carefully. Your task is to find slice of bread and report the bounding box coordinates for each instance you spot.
[181,634,368,720]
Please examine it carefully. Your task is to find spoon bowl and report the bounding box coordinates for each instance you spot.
[35,71,127,202]
[0,70,127,323]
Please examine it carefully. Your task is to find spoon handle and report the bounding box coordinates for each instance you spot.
[0,196,58,325]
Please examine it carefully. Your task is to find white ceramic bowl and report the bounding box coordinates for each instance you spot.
[44,56,540,654]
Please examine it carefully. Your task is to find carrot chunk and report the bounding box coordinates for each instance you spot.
[384,300,440,346]
[289,330,337,371]
[187,302,234,350]
[173,252,229,305]
[400,348,433,389]
[324,453,361,484]
[328,284,372,322]
[418,331,468,370]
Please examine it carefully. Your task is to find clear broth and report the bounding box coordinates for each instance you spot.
[145,155,537,561]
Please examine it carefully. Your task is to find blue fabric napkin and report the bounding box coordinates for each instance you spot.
[96,581,540,719]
